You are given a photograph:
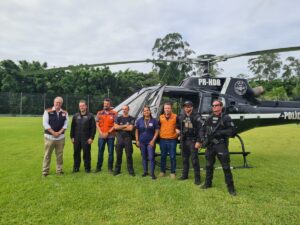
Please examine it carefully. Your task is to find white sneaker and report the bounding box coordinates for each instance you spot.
[159,172,166,177]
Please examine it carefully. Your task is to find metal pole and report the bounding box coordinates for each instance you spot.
[65,95,68,111]
[20,92,23,116]
[43,93,46,110]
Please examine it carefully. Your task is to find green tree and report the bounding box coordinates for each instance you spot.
[152,32,195,85]
[248,53,282,81]
[263,86,289,100]
[282,56,300,79]
[0,60,21,92]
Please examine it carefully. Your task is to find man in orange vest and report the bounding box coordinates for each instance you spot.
[159,102,180,179]
[95,98,117,173]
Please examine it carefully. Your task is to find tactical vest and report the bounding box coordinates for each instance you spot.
[179,113,200,139]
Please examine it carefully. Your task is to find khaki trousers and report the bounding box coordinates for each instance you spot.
[42,137,65,175]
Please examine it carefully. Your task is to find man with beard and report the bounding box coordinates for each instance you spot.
[95,98,117,173]
[70,100,96,173]
[177,101,202,185]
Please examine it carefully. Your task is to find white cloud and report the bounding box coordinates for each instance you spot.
[1,0,300,76]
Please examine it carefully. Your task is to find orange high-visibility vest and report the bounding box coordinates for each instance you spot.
[96,109,117,134]
[159,113,177,139]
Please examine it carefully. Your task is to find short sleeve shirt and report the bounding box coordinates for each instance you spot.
[135,117,159,144]
[115,115,135,139]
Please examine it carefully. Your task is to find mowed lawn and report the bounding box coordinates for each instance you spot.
[0,117,300,225]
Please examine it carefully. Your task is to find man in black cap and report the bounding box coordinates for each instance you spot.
[177,100,202,185]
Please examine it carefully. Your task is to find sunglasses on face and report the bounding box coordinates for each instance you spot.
[212,104,221,107]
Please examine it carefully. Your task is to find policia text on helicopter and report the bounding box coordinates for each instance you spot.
[42,97,237,196]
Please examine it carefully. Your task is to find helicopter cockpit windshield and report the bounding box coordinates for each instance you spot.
[114,85,200,119]
[114,86,165,119]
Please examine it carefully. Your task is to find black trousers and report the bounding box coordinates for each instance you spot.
[115,136,134,173]
[73,139,91,170]
[205,142,234,186]
[181,138,200,178]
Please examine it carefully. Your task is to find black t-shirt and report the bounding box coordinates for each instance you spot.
[115,115,135,139]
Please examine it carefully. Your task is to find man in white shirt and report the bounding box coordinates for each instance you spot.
[42,96,68,177]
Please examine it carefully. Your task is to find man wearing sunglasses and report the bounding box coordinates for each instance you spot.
[200,100,237,196]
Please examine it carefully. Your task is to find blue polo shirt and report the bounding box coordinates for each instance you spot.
[135,117,159,144]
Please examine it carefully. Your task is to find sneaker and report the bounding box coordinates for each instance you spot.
[194,177,201,185]
[57,172,64,176]
[178,176,188,181]
[151,174,157,180]
[85,169,91,173]
[201,183,212,189]
[170,173,176,179]
[73,168,79,173]
[95,168,101,173]
[142,172,148,177]
[159,172,165,177]
[129,172,136,177]
[113,171,120,176]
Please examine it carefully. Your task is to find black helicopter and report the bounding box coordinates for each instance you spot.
[109,46,300,133]
[41,46,300,167]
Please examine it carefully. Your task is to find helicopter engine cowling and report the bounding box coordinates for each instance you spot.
[251,86,265,97]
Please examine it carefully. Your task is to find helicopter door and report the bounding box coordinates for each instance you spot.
[200,95,212,115]
[147,85,166,118]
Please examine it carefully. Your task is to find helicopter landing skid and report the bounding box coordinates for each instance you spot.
[154,134,252,170]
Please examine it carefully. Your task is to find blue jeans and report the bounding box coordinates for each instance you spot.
[160,139,177,173]
[97,137,115,170]
[140,143,155,175]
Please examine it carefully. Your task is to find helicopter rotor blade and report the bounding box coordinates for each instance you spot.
[22,58,195,74]
[211,46,300,63]
[21,45,300,75]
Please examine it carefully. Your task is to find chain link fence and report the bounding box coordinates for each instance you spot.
[0,92,106,116]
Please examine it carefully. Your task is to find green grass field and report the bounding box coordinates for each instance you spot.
[0,117,300,225]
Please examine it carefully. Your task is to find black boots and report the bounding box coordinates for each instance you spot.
[227,183,236,196]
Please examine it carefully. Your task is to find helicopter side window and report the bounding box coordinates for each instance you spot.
[201,96,212,114]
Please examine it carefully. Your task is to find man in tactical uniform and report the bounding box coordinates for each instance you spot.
[177,100,202,185]
[70,100,96,173]
[113,105,135,176]
[42,96,68,177]
[200,100,237,196]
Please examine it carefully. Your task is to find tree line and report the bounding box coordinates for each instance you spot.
[1,32,300,107]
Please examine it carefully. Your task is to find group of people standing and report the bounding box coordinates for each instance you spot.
[42,96,237,195]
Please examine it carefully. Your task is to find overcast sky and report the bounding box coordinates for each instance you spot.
[1,0,300,77]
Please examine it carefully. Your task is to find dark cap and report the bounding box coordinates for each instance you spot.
[183,100,193,107]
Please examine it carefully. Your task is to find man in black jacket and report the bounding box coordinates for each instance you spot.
[70,100,96,173]
[200,100,237,195]
[178,101,202,185]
